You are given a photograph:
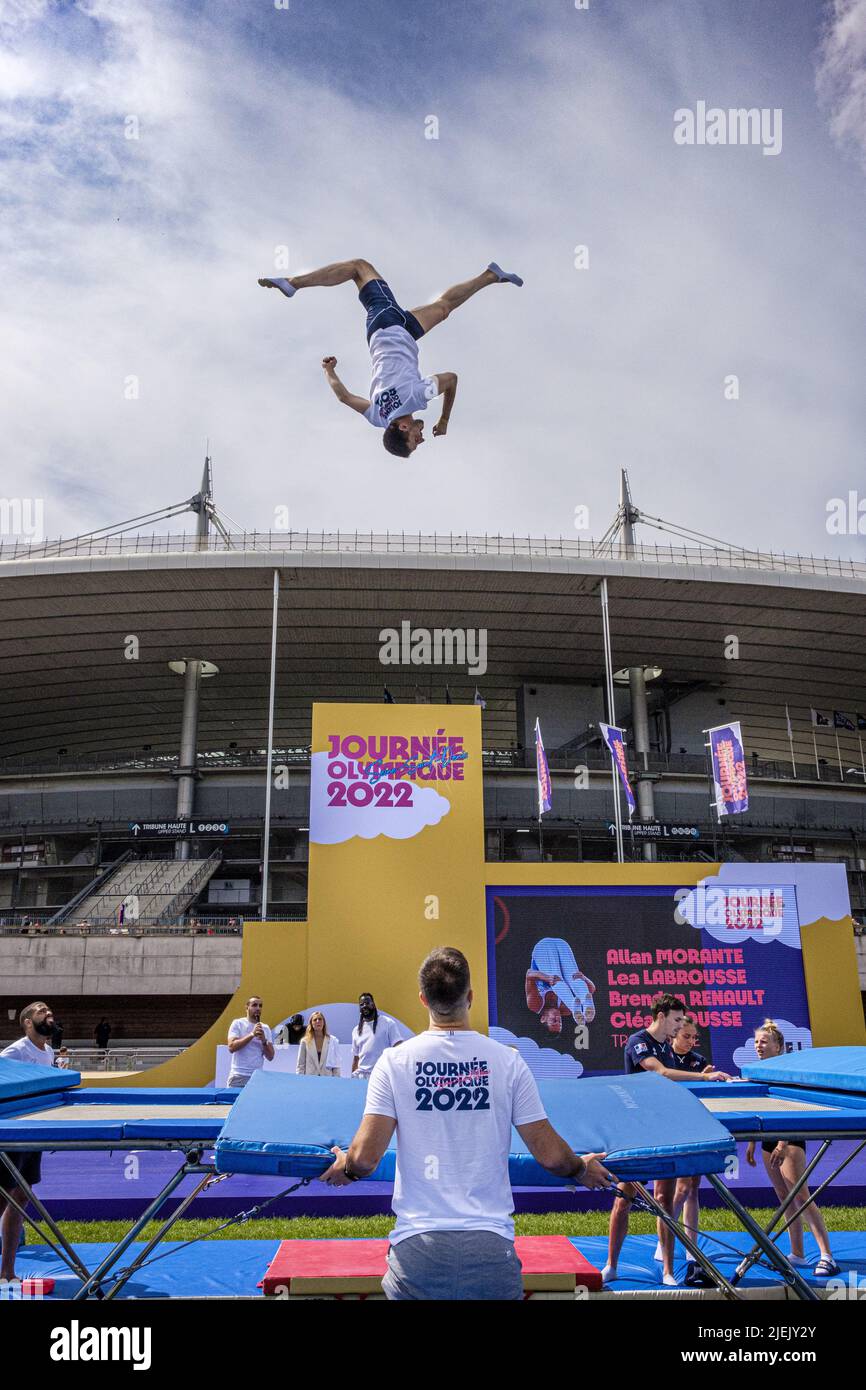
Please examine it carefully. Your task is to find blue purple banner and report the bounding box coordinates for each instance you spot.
[707,720,749,817]
[534,718,552,816]
[599,721,636,819]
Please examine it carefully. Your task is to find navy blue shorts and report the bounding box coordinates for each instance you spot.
[359,279,425,344]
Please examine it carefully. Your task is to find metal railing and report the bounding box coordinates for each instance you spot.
[60,1046,187,1073]
[2,530,864,582]
[2,745,863,786]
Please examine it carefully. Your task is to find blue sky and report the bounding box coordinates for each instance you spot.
[2,0,865,553]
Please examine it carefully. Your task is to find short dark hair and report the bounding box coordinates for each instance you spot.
[382,421,411,457]
[419,948,471,1018]
[651,992,686,1020]
[20,1001,49,1029]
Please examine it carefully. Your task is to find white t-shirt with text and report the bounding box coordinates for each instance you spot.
[352,1013,403,1076]
[227,1018,274,1077]
[363,327,439,429]
[364,1029,546,1244]
[1,1035,55,1067]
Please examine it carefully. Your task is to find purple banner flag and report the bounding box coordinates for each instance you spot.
[707,720,749,816]
[599,722,636,819]
[534,718,552,816]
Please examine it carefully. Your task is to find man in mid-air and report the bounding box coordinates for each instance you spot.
[258,256,523,458]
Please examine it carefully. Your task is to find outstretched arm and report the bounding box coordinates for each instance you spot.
[432,371,458,436]
[321,356,370,414]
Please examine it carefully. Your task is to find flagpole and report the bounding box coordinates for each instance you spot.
[859,733,866,783]
[811,727,820,779]
[834,727,843,780]
[702,729,720,861]
[785,704,797,779]
[600,578,624,864]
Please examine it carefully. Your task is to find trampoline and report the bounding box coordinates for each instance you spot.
[3,1046,866,1301]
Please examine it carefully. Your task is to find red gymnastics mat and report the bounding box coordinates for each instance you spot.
[261,1235,602,1296]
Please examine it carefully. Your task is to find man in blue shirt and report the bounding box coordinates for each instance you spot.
[604,995,729,1286]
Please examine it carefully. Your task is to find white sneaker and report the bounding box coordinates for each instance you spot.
[601,1263,616,1285]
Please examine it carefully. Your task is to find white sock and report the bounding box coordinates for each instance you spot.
[259,277,296,298]
[601,1263,616,1284]
[654,1242,663,1261]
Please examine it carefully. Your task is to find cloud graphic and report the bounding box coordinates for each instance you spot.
[490,1026,584,1078]
[677,880,798,950]
[732,1020,813,1071]
[309,751,451,845]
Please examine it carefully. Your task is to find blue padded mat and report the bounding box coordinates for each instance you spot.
[0,1086,235,1143]
[0,1057,80,1103]
[8,1232,866,1298]
[215,1071,735,1183]
[742,1046,866,1094]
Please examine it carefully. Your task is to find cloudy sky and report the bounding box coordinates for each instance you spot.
[2,0,865,554]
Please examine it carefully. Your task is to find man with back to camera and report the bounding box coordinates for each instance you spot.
[603,993,731,1287]
[258,254,523,457]
[226,995,275,1088]
[351,992,404,1079]
[321,948,615,1300]
[0,1001,56,1286]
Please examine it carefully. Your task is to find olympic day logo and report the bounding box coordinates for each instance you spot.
[309,728,469,845]
[414,1058,491,1112]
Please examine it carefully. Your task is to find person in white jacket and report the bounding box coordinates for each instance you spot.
[296,1011,341,1077]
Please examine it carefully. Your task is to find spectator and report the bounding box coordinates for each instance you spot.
[321,948,614,1300]
[226,996,275,1088]
[297,1011,341,1076]
[55,1047,71,1070]
[95,1018,112,1050]
[1,1002,56,1285]
[276,1013,305,1047]
[351,992,404,1079]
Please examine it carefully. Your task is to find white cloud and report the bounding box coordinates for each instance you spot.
[1,2,865,554]
[816,0,866,169]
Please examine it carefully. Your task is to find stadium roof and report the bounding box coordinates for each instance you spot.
[1,533,865,764]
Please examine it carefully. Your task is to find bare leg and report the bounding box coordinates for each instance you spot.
[655,1179,676,1280]
[1,1195,25,1281]
[604,1186,633,1278]
[410,268,499,334]
[762,1150,805,1258]
[781,1151,833,1261]
[259,258,381,293]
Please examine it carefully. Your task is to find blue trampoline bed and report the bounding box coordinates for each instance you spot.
[2,1047,865,1301]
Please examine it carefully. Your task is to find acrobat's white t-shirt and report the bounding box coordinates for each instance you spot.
[363,327,439,429]
[365,1029,546,1244]
[226,1018,273,1076]
[0,1035,54,1066]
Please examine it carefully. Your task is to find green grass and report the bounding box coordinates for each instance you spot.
[52,1206,866,1246]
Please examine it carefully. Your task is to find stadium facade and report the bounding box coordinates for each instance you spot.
[2,520,866,1042]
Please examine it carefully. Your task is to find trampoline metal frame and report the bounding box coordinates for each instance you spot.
[0,1140,217,1300]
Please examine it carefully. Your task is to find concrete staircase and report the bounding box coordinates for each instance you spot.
[53,852,222,925]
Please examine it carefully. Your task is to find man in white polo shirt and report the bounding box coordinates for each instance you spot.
[226,996,275,1088]
[322,949,615,1300]
[1,1001,55,1284]
[258,255,523,459]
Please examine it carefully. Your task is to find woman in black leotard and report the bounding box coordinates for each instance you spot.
[744,1020,838,1278]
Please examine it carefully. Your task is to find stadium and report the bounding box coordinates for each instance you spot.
[2,469,866,1305]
